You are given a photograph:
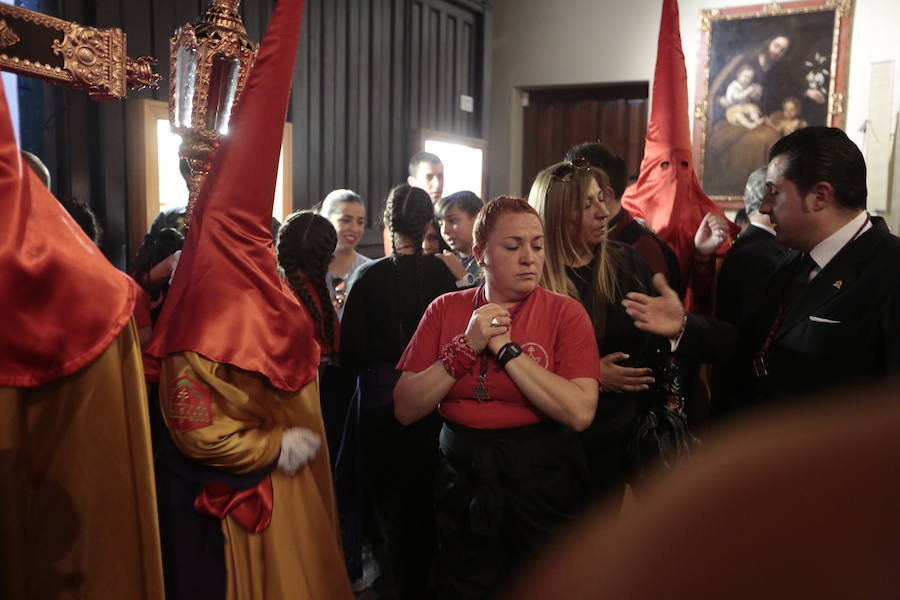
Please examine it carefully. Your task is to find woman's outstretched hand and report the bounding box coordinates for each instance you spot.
[600,352,655,392]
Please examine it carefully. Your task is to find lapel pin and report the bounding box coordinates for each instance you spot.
[833,280,843,290]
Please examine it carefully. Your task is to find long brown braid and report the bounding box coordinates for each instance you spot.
[383,184,432,339]
[276,211,338,357]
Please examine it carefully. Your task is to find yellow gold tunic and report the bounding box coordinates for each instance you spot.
[0,319,164,599]
[160,352,353,599]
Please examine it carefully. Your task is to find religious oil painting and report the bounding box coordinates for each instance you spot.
[692,0,854,206]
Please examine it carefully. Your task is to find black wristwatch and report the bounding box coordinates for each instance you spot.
[496,342,523,368]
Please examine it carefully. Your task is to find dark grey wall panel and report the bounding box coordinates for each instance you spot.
[31,0,488,266]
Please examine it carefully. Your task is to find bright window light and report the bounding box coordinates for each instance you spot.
[424,139,484,199]
[156,119,286,221]
[156,120,188,213]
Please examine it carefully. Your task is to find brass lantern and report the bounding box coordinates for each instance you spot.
[169,0,258,224]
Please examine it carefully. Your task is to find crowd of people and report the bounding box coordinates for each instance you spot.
[10,121,900,600]
[107,124,898,600]
[5,0,900,598]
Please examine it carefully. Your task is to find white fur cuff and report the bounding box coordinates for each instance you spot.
[276,427,321,475]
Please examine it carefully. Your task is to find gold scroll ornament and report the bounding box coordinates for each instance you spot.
[0,4,158,99]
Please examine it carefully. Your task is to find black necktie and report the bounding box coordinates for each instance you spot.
[787,253,816,304]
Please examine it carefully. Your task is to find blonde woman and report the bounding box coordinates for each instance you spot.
[528,160,689,506]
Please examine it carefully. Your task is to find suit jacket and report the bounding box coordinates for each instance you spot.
[712,224,787,417]
[681,216,900,407]
[756,216,900,402]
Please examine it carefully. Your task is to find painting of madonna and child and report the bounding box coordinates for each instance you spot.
[694,3,850,200]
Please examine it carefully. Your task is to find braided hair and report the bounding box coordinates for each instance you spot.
[276,211,339,357]
[383,184,433,339]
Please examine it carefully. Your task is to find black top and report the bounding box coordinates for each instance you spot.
[340,254,457,370]
[609,208,683,298]
[566,242,672,437]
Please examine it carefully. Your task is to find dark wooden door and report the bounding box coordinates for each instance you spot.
[521,83,649,194]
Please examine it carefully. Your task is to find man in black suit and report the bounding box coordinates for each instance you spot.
[712,167,787,418]
[624,127,900,406]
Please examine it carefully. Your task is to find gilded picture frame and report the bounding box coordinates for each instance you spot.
[693,0,854,208]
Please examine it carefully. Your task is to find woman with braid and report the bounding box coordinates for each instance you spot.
[276,211,340,361]
[277,210,373,587]
[340,184,457,600]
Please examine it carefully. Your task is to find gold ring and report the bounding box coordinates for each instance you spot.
[490,317,501,327]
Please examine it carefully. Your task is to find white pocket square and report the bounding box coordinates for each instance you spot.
[809,316,841,324]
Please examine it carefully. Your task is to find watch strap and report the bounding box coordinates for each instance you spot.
[496,342,522,368]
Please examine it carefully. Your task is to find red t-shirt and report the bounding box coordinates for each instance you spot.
[396,285,600,429]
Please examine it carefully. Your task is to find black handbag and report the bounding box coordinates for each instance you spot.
[626,355,698,471]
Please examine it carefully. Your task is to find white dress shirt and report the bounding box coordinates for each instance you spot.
[808,211,871,280]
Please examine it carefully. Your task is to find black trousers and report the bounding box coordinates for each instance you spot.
[359,365,442,600]
[434,421,589,600]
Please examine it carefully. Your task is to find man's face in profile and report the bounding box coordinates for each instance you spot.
[408,161,444,204]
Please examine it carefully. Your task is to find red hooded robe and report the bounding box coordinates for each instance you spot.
[621,0,737,313]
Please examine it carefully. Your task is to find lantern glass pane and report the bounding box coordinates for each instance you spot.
[205,54,240,135]
[174,44,198,129]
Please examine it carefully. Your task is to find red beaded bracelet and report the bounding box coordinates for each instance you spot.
[439,334,478,379]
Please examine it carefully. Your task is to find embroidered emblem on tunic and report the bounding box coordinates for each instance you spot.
[521,342,549,368]
[168,376,214,432]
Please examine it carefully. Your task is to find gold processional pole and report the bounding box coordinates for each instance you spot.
[169,0,259,226]
[0,4,159,98]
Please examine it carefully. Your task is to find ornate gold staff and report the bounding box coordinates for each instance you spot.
[0,4,159,99]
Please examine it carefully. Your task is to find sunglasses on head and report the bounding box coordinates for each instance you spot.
[549,156,592,183]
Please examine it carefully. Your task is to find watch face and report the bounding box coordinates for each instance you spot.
[499,342,522,366]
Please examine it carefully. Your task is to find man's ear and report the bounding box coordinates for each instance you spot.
[808,181,834,212]
[605,186,617,201]
[407,175,417,188]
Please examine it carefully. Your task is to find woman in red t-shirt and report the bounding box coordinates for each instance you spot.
[394,196,600,599]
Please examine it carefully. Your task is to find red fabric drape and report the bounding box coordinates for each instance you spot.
[0,77,134,387]
[194,476,274,533]
[621,0,737,312]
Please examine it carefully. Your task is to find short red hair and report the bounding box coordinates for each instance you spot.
[473,196,543,249]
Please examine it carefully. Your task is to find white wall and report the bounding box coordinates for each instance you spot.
[489,0,900,227]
